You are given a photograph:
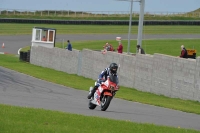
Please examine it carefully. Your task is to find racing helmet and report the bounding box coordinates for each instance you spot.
[109,63,118,74]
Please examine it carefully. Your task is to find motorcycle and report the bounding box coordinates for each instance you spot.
[88,74,119,111]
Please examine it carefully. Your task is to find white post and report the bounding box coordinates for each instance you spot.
[137,0,145,47]
[127,0,133,54]
[116,0,145,53]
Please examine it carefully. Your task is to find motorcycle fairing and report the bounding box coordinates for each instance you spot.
[103,91,112,96]
[90,76,118,106]
[91,87,103,106]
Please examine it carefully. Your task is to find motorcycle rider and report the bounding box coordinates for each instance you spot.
[87,63,119,99]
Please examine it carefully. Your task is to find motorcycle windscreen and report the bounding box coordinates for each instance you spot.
[108,74,119,84]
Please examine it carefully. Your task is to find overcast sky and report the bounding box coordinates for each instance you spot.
[0,0,199,13]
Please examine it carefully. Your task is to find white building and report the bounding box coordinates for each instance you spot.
[31,27,56,48]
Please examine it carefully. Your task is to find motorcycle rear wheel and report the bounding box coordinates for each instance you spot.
[88,100,97,110]
[101,95,112,111]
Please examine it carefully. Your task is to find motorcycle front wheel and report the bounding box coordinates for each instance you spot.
[101,95,112,111]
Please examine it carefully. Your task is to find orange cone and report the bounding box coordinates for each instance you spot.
[2,43,5,48]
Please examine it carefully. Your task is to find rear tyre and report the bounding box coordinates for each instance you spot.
[88,100,97,110]
[101,95,112,111]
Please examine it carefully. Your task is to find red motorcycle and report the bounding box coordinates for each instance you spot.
[88,74,119,111]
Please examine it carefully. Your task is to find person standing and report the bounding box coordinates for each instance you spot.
[179,45,187,58]
[117,42,123,54]
[136,45,145,54]
[66,40,72,51]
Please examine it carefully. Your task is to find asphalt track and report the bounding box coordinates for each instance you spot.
[0,34,200,131]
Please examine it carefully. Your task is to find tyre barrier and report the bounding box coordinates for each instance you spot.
[19,50,30,62]
[1,18,200,25]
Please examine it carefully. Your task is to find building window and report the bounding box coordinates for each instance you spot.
[48,30,54,42]
[41,29,47,41]
[35,29,41,41]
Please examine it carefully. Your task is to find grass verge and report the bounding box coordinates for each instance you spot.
[1,104,199,133]
[0,54,200,115]
[1,24,200,35]
[56,39,200,57]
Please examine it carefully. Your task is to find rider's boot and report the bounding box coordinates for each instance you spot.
[87,86,98,99]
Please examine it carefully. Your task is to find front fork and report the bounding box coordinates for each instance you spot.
[101,91,115,101]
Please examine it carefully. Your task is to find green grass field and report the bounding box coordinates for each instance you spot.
[0,23,200,35]
[55,39,200,56]
[1,104,199,133]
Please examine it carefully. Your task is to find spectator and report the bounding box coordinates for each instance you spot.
[42,36,47,41]
[66,40,72,51]
[136,45,145,54]
[109,44,115,51]
[103,42,111,51]
[179,45,187,58]
[117,42,123,54]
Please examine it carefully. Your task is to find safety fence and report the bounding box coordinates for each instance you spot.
[0,9,200,18]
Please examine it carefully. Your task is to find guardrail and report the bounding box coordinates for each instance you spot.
[0,8,200,18]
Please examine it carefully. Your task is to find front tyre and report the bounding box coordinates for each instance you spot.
[101,95,112,111]
[88,100,97,110]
